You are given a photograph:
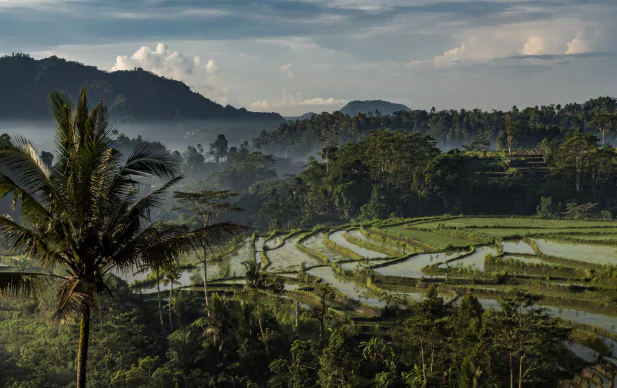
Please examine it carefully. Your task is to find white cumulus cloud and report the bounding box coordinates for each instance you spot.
[566,33,590,54]
[280,63,294,77]
[111,43,215,80]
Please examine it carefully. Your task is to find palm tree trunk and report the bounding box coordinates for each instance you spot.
[169,282,173,332]
[76,305,91,388]
[203,245,209,310]
[157,268,163,328]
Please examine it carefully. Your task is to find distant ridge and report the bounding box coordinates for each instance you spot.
[0,53,284,126]
[284,112,318,121]
[339,100,411,116]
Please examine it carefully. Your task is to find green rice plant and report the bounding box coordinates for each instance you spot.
[408,224,493,244]
[483,255,586,278]
[323,231,363,260]
[342,230,400,257]
[359,228,419,253]
[368,226,438,252]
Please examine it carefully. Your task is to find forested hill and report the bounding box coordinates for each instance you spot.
[253,97,617,155]
[0,53,284,124]
[339,100,411,116]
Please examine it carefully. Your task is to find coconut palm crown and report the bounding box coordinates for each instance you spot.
[0,86,247,387]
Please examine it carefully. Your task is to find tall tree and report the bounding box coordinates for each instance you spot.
[208,134,229,164]
[590,113,617,145]
[0,86,243,388]
[173,189,244,308]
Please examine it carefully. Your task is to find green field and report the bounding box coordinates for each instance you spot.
[381,225,474,248]
[418,217,617,229]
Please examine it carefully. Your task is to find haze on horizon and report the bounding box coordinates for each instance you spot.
[1,0,617,116]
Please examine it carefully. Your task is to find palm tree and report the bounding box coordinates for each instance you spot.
[0,86,245,388]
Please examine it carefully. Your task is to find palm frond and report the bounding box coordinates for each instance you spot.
[0,216,71,268]
[52,276,95,323]
[0,173,54,227]
[0,135,56,206]
[119,142,180,180]
[0,272,53,298]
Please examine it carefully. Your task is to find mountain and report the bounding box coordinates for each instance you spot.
[339,100,410,116]
[0,53,284,126]
[284,112,318,121]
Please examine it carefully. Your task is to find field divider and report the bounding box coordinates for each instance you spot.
[296,228,330,264]
[343,229,399,257]
[323,230,364,260]
[524,237,606,270]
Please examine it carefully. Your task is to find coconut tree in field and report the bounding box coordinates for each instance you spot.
[0,86,246,388]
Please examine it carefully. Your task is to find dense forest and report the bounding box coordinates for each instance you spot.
[253,97,617,157]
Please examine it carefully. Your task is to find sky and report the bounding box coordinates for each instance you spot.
[1,0,617,116]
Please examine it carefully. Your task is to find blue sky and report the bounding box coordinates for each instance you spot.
[2,0,617,115]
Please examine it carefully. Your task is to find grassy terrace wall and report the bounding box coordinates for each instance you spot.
[296,229,330,264]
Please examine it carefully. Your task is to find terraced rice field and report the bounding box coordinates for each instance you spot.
[347,229,407,254]
[265,234,288,249]
[266,235,322,272]
[226,240,254,277]
[441,246,497,271]
[308,266,385,307]
[418,217,617,229]
[329,230,388,258]
[301,232,343,262]
[534,239,617,266]
[375,251,464,278]
[382,226,474,249]
[255,237,266,265]
[501,240,535,254]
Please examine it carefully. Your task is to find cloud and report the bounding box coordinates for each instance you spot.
[206,59,218,74]
[280,63,294,77]
[566,33,590,54]
[111,43,214,80]
[249,95,347,112]
[298,97,347,105]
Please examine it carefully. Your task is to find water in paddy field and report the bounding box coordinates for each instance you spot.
[302,232,343,262]
[266,235,321,272]
[340,258,389,271]
[375,251,463,278]
[226,240,254,277]
[265,234,287,249]
[479,299,617,334]
[439,246,496,271]
[534,239,617,266]
[566,343,600,363]
[329,230,388,258]
[501,240,535,255]
[307,266,385,307]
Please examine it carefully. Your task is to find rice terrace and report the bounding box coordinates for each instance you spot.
[52,214,617,387]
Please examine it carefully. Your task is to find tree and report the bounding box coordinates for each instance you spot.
[590,113,617,145]
[317,329,360,387]
[554,132,598,196]
[0,86,243,388]
[463,133,491,152]
[312,283,335,341]
[172,190,245,308]
[40,151,54,168]
[491,291,571,388]
[208,134,229,163]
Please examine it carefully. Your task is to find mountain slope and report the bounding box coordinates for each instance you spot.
[339,100,410,116]
[0,54,284,125]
